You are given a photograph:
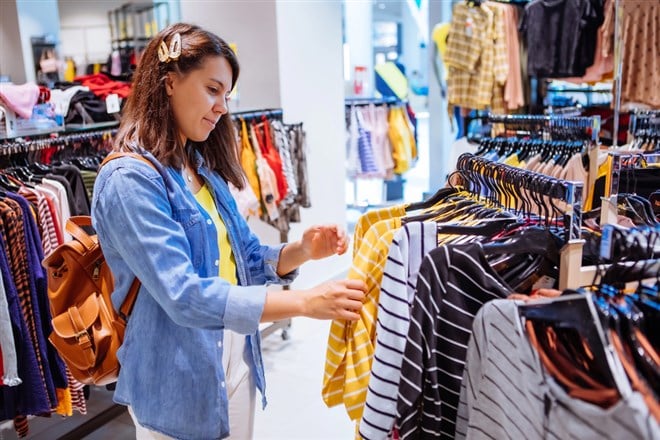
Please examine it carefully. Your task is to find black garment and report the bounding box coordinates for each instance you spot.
[521,0,604,77]
[52,165,91,216]
[65,91,118,124]
[396,243,512,439]
[591,168,660,210]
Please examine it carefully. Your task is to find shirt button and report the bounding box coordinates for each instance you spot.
[217,340,222,348]
[221,381,226,388]
[207,219,213,225]
[214,259,219,267]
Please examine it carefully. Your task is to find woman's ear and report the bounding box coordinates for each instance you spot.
[164,72,177,96]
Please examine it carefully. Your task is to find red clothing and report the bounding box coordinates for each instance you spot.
[74,73,131,99]
[254,119,288,204]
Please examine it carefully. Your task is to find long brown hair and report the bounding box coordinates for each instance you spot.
[115,22,244,189]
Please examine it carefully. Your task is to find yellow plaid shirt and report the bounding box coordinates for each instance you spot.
[445,3,508,113]
[323,218,401,420]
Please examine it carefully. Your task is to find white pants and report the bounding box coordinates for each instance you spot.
[129,331,256,439]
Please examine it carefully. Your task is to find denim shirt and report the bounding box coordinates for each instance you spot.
[92,151,297,440]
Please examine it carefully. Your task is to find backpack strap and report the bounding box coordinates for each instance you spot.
[100,151,159,321]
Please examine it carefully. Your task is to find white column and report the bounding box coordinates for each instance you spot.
[344,0,373,96]
[427,0,453,192]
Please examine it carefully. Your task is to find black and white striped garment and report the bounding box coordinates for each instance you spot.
[359,221,438,440]
[456,299,660,440]
[395,243,511,439]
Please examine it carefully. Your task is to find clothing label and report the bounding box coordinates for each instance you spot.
[465,16,473,37]
[532,275,556,290]
[106,94,120,114]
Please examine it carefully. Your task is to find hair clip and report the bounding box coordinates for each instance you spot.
[158,32,182,63]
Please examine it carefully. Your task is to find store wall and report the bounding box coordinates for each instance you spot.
[58,0,123,70]
[15,0,61,83]
[179,0,281,111]
[276,0,349,286]
[0,0,26,83]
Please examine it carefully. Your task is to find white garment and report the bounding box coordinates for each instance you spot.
[129,331,255,439]
[49,86,90,118]
[129,407,176,440]
[39,180,72,242]
[222,330,256,440]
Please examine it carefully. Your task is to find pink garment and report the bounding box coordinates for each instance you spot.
[0,82,40,119]
[491,3,524,110]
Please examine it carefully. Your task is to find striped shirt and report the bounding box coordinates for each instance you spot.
[456,300,660,440]
[323,218,401,420]
[396,243,511,439]
[359,221,438,439]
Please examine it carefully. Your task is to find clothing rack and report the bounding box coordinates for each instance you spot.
[485,113,601,141]
[563,151,660,289]
[600,151,660,225]
[232,107,293,340]
[456,153,583,242]
[600,224,660,262]
[456,153,586,289]
[344,96,402,107]
[629,109,660,138]
[231,108,283,122]
[0,127,117,153]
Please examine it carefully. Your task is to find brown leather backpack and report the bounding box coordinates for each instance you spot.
[42,153,153,385]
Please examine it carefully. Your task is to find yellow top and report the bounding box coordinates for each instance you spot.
[194,184,238,284]
[323,217,401,420]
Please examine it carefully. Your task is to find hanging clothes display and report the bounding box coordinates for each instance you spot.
[601,0,660,108]
[520,0,605,78]
[0,130,112,437]
[444,1,509,114]
[325,150,588,437]
[345,100,417,180]
[232,109,311,235]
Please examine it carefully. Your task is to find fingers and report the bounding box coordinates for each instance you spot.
[339,279,367,294]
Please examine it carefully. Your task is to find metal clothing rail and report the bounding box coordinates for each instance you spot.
[0,127,117,154]
[629,109,660,137]
[455,153,584,242]
[344,96,402,106]
[231,108,283,122]
[599,151,660,226]
[485,113,601,141]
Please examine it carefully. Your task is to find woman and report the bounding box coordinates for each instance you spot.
[92,23,366,439]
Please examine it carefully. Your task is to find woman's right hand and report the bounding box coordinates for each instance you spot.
[302,279,366,321]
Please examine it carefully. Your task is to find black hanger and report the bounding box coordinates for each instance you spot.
[482,226,562,266]
[518,292,628,393]
[405,186,457,212]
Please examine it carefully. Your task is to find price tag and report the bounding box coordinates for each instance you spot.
[106,94,120,114]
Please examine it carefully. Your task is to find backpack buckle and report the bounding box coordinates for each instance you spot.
[75,330,90,344]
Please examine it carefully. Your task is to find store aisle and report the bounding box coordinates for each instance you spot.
[254,317,355,439]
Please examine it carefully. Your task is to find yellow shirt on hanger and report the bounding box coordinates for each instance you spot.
[240,119,262,216]
[194,184,237,284]
[352,204,407,257]
[323,217,401,421]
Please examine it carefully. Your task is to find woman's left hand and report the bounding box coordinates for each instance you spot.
[301,224,349,260]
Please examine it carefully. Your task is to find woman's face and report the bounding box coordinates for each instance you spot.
[165,55,233,144]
